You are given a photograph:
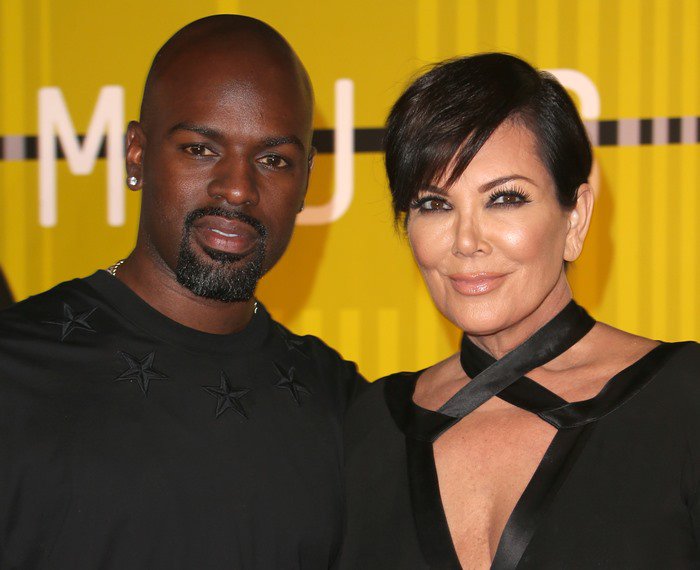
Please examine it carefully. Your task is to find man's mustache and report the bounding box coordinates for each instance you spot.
[183,207,268,238]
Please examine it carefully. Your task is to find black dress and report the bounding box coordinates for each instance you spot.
[340,306,700,569]
[0,271,362,569]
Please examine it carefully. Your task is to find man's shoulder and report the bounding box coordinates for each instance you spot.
[346,371,417,420]
[0,276,93,335]
[0,275,107,403]
[267,318,367,402]
[269,319,352,368]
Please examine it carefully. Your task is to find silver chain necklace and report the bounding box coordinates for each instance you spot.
[106,259,258,313]
[107,259,126,276]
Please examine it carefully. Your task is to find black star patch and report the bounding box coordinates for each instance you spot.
[114,351,168,396]
[276,324,310,359]
[44,303,97,341]
[203,372,251,419]
[274,363,311,406]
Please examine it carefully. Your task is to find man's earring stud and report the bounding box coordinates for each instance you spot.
[127,176,138,187]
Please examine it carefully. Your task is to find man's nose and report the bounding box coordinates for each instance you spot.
[207,156,260,207]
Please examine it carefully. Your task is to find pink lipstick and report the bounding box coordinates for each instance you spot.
[448,272,507,296]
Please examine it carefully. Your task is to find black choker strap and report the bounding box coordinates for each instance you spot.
[438,300,595,418]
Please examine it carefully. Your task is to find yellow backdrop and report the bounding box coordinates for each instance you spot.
[1,0,698,380]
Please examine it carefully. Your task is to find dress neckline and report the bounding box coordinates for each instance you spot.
[384,334,692,569]
[389,341,678,442]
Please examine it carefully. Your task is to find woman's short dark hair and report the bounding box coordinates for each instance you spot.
[385,53,592,222]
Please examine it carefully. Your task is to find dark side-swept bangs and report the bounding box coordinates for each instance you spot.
[384,52,592,224]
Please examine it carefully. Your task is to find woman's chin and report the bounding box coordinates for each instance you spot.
[444,309,513,338]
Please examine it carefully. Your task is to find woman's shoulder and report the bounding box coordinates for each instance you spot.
[589,323,698,376]
[607,336,700,423]
[566,323,689,393]
[587,323,662,362]
[651,340,700,383]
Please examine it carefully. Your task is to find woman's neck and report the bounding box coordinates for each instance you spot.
[467,280,574,360]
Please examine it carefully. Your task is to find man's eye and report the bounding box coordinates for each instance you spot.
[183,144,215,156]
[258,155,289,168]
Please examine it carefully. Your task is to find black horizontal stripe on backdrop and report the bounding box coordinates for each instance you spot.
[0,129,383,160]
[2,120,700,160]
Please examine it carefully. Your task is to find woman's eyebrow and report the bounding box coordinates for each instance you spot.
[479,175,536,192]
[422,185,449,196]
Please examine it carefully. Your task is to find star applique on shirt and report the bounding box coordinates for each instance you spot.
[274,363,311,406]
[114,351,168,396]
[44,303,97,341]
[203,372,251,419]
[276,323,310,359]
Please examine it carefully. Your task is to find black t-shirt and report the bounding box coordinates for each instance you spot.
[0,271,361,569]
[340,342,700,569]
[0,267,12,310]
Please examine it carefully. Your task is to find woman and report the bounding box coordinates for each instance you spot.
[340,53,700,569]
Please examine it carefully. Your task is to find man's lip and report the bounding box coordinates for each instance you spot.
[191,216,260,255]
[447,272,508,296]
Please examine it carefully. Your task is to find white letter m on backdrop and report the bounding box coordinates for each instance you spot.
[38,86,125,227]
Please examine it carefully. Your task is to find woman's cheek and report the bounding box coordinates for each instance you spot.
[498,218,550,262]
[500,225,529,257]
[408,216,453,271]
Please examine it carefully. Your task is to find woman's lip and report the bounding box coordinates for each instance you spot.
[448,273,507,295]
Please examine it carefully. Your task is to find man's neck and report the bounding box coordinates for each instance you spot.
[113,254,257,335]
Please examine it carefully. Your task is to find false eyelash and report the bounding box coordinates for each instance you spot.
[488,186,532,206]
[409,194,446,209]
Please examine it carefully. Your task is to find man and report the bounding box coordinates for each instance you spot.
[0,15,361,569]
[0,266,12,309]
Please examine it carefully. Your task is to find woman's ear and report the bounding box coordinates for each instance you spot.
[564,183,594,262]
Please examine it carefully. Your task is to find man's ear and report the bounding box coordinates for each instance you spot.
[125,120,146,191]
[564,183,594,262]
[298,146,317,212]
[307,146,317,176]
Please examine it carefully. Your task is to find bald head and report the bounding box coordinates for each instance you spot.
[140,15,313,131]
[125,15,317,304]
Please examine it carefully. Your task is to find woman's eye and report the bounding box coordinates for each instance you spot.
[183,144,215,157]
[489,189,531,207]
[259,155,290,168]
[493,194,522,204]
[422,199,447,210]
[411,196,451,212]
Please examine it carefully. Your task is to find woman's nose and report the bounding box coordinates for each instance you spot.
[452,212,489,257]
